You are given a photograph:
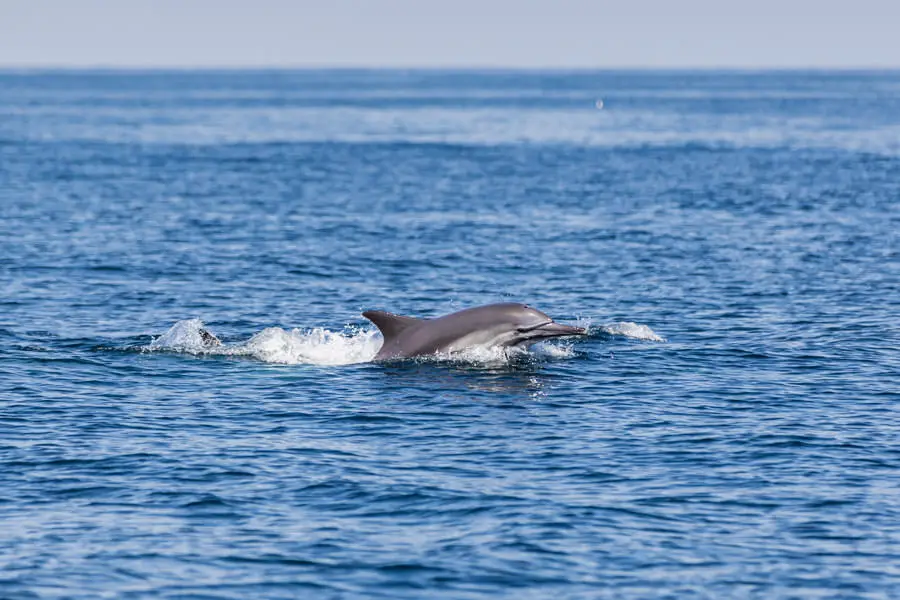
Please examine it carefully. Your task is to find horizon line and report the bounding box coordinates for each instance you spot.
[2,64,900,73]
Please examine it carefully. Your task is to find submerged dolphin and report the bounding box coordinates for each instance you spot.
[363,302,586,361]
[198,328,221,347]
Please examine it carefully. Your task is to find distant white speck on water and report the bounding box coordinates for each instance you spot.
[595,99,604,109]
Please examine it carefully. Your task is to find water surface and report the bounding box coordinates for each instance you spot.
[1,70,899,598]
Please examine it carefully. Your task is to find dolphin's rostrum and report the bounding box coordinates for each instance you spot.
[363,302,586,361]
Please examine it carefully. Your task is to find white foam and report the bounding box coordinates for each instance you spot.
[423,345,522,368]
[147,319,380,365]
[410,340,575,369]
[241,326,381,365]
[600,321,666,342]
[531,341,577,359]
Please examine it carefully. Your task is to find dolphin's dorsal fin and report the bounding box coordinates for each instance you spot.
[362,310,422,340]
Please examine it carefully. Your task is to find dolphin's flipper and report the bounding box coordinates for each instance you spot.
[362,310,423,341]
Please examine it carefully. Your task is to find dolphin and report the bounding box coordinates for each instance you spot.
[363,302,586,361]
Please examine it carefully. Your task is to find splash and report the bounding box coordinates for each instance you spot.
[241,326,382,365]
[147,319,381,365]
[531,341,577,359]
[600,321,666,342]
[567,315,666,343]
[149,318,217,352]
[423,340,576,368]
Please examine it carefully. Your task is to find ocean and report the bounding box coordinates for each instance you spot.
[1,69,899,598]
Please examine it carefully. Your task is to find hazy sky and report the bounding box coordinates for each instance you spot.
[1,0,898,68]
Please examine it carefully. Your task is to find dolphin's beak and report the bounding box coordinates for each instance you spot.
[531,321,587,338]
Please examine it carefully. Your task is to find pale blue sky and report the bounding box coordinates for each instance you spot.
[1,0,898,68]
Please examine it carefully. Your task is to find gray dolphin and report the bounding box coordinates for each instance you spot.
[363,302,587,361]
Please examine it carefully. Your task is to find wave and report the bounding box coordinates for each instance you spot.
[600,321,666,342]
[144,318,663,366]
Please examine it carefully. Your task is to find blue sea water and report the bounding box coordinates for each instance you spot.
[1,70,899,598]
